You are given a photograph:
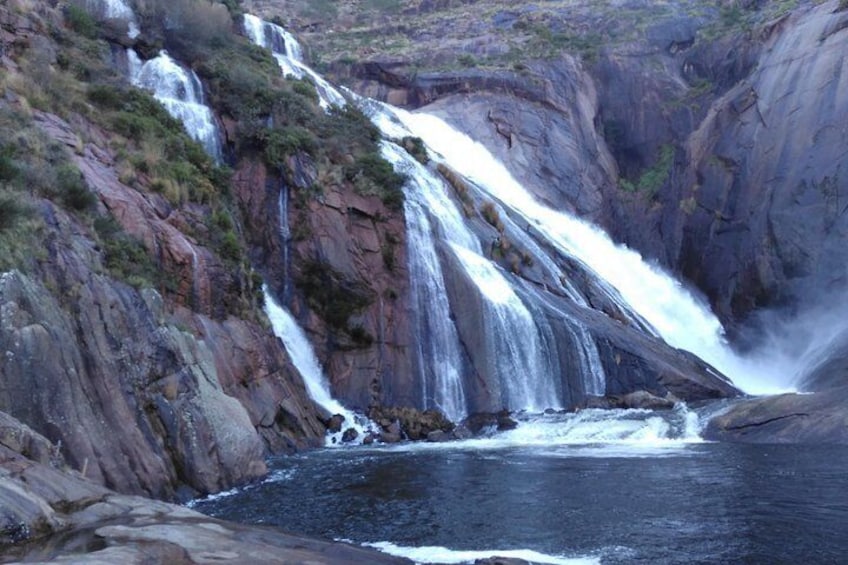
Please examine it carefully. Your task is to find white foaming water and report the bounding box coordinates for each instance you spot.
[381,138,560,413]
[263,288,373,445]
[85,0,139,38]
[242,14,346,109]
[376,407,703,459]
[363,541,599,565]
[382,142,467,421]
[128,51,222,161]
[374,104,605,400]
[386,109,795,395]
[451,244,561,411]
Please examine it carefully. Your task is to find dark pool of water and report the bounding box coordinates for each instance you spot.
[193,441,848,563]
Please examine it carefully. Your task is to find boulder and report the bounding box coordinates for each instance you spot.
[369,406,454,441]
[704,388,848,444]
[325,414,346,434]
[620,391,677,410]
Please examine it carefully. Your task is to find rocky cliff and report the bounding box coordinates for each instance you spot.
[254,0,848,437]
[273,0,848,336]
[0,0,327,506]
[2,0,845,539]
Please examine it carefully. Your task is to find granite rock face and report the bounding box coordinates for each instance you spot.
[0,412,406,563]
[704,388,848,445]
[0,105,325,501]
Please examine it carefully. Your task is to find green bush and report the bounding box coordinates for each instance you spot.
[401,136,428,164]
[94,214,157,287]
[257,126,318,166]
[0,150,19,183]
[296,260,373,330]
[345,152,406,208]
[0,193,28,232]
[620,144,675,197]
[65,4,98,39]
[56,164,96,211]
[218,230,242,262]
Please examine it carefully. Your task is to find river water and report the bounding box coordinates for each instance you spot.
[191,412,848,564]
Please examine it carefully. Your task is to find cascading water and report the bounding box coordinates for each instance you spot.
[244,15,602,415]
[263,288,372,445]
[242,14,346,109]
[384,109,795,395]
[449,244,562,411]
[380,140,563,415]
[382,143,467,421]
[127,50,223,161]
[85,0,139,38]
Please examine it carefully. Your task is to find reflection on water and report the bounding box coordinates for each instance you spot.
[193,420,848,564]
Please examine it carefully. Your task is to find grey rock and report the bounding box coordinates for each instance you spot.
[704,388,848,445]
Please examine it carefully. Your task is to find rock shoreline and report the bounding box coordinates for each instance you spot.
[0,412,407,564]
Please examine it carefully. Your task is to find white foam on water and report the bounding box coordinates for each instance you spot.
[370,407,704,458]
[363,541,599,565]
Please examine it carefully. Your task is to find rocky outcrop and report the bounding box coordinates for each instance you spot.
[704,387,848,444]
[422,60,616,221]
[0,412,406,563]
[667,2,848,328]
[233,154,418,412]
[0,105,326,501]
[368,405,454,441]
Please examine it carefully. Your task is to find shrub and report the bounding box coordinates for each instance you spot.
[401,136,428,164]
[481,201,504,232]
[345,152,406,208]
[0,193,28,232]
[620,144,675,197]
[56,164,96,211]
[257,126,318,166]
[296,260,373,330]
[218,230,242,262]
[65,4,99,39]
[94,214,157,287]
[0,150,18,183]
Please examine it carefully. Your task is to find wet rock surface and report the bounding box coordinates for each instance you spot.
[369,405,454,441]
[704,387,848,445]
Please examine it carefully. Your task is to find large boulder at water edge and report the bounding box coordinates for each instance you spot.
[462,410,519,434]
[704,387,848,444]
[369,406,454,441]
[584,390,678,411]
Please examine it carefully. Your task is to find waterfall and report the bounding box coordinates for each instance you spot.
[380,140,561,414]
[127,50,223,161]
[84,0,139,38]
[386,110,791,395]
[380,143,467,420]
[242,14,346,109]
[263,288,371,445]
[450,244,561,411]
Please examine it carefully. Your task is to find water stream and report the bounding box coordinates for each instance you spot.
[263,288,372,445]
[186,15,848,564]
[127,50,223,161]
[84,0,139,38]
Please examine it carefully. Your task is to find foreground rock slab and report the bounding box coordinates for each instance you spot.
[0,412,406,564]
